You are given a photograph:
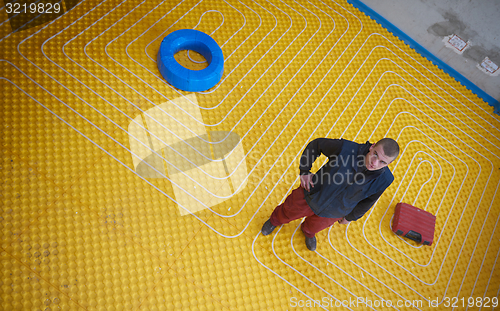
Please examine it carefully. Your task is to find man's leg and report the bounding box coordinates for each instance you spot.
[301,215,342,251]
[270,187,315,226]
[262,187,314,235]
[301,215,342,238]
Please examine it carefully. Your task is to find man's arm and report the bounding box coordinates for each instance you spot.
[343,189,385,222]
[299,138,343,175]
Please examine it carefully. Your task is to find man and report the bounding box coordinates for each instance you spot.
[261,138,399,251]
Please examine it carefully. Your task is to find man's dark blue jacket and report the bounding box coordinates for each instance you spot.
[299,138,394,220]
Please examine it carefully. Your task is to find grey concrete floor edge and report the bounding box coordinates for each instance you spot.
[353,0,500,112]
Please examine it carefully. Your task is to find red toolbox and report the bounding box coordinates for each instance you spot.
[392,203,436,245]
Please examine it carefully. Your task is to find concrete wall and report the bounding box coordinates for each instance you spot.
[359,0,500,103]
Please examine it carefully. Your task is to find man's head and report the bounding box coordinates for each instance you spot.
[365,138,399,171]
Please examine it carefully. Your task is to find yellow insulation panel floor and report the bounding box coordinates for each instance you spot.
[1,0,500,310]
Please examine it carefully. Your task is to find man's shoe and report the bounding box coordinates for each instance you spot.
[261,219,277,236]
[304,235,317,251]
[302,227,317,251]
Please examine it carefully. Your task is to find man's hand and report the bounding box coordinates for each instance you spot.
[300,173,314,192]
[338,218,351,225]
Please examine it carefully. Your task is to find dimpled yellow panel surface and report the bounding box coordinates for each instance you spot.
[1,0,500,310]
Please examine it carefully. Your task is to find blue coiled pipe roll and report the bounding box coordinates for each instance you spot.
[157,29,224,92]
